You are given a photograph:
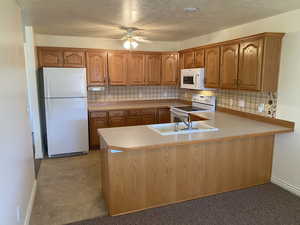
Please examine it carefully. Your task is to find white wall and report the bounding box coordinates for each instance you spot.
[35,34,180,51]
[180,9,300,195]
[0,0,36,225]
[272,31,300,195]
[180,8,300,49]
[24,27,44,159]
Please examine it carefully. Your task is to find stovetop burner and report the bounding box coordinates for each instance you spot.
[175,106,207,112]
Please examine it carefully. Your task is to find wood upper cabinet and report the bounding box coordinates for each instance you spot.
[220,43,239,89]
[238,38,263,91]
[183,52,195,68]
[38,47,85,68]
[127,53,145,85]
[108,51,128,85]
[63,49,85,67]
[194,49,205,68]
[145,54,161,85]
[204,46,220,88]
[161,53,178,85]
[38,48,63,67]
[86,50,108,86]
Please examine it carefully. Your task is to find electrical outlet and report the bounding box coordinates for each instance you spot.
[229,99,233,106]
[238,99,245,108]
[16,206,21,223]
[258,103,265,112]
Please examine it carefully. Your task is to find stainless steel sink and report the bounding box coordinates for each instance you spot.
[148,121,218,136]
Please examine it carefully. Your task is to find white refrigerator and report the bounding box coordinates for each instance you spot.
[42,67,89,157]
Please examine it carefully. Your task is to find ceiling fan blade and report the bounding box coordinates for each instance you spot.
[132,36,152,43]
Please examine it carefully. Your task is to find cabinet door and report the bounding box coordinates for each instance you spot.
[108,110,127,127]
[38,48,63,67]
[86,51,108,86]
[89,112,108,150]
[108,52,128,85]
[127,53,145,85]
[204,47,220,88]
[183,52,195,68]
[194,49,205,67]
[145,54,161,85]
[161,54,178,85]
[63,50,85,67]
[140,108,157,125]
[238,38,263,91]
[158,108,170,123]
[220,44,239,89]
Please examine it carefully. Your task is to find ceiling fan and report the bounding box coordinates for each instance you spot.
[119,26,151,50]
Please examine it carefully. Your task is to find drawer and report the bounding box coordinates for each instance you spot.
[127,109,140,116]
[109,110,127,117]
[90,111,107,118]
[141,115,156,125]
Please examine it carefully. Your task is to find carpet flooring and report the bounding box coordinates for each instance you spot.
[66,183,300,225]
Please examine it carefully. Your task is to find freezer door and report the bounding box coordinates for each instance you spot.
[45,98,88,156]
[43,67,87,98]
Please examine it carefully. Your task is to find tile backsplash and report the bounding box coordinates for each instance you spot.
[88,86,179,102]
[88,86,277,117]
[179,89,277,117]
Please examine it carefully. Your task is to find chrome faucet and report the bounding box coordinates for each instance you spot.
[171,109,193,131]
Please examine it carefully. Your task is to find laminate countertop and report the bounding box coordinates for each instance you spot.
[98,111,294,151]
[88,99,190,112]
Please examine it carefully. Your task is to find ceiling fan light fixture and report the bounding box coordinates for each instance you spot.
[123,40,131,49]
[123,39,139,50]
[131,40,138,49]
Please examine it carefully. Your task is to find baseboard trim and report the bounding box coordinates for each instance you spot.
[271,176,300,197]
[24,179,37,225]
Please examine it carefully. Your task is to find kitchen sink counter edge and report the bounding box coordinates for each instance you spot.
[98,111,294,151]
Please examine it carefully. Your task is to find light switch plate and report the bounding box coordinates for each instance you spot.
[238,99,245,108]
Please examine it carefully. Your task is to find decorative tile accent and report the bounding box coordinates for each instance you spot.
[88,86,180,102]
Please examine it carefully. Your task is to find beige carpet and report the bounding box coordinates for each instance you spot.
[30,151,107,225]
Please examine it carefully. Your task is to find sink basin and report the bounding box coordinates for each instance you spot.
[148,121,219,136]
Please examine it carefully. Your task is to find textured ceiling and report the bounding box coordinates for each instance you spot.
[19,0,300,41]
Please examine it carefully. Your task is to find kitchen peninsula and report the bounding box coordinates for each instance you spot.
[98,110,294,216]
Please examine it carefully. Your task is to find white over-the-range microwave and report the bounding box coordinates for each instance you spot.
[180,68,206,90]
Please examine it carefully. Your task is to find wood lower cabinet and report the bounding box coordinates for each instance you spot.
[141,108,157,124]
[108,51,128,85]
[86,50,108,86]
[145,54,161,85]
[161,54,178,85]
[89,107,170,149]
[220,43,239,89]
[204,46,220,88]
[127,53,145,85]
[89,112,109,149]
[109,110,127,127]
[238,38,263,91]
[158,108,171,123]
